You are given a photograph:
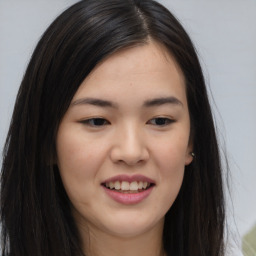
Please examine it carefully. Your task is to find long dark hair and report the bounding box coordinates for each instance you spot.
[1,0,225,255]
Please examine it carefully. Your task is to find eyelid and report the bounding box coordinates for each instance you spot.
[78,116,175,127]
[147,117,175,126]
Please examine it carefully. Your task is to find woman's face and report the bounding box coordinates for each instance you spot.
[56,41,193,238]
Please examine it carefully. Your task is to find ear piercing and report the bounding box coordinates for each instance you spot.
[191,152,195,157]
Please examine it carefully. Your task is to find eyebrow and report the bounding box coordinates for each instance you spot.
[71,96,183,108]
[71,98,118,108]
[143,96,183,108]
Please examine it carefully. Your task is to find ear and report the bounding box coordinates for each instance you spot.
[185,143,194,166]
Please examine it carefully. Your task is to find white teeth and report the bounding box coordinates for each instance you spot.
[130,181,139,191]
[121,181,129,190]
[143,181,148,189]
[114,181,121,190]
[105,181,151,191]
[109,181,114,189]
[138,181,143,189]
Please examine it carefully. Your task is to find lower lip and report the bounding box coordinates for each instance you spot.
[102,186,154,205]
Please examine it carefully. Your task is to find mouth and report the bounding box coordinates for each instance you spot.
[101,175,155,204]
[102,181,154,193]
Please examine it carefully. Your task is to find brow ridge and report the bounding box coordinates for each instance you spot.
[71,98,117,108]
[71,96,183,108]
[143,96,183,107]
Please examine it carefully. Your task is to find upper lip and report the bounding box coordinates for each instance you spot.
[101,174,155,184]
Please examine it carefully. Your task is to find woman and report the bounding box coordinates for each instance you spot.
[1,0,226,255]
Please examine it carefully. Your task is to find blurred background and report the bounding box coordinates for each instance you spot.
[0,0,255,253]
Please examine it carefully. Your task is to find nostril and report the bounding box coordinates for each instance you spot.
[109,137,149,165]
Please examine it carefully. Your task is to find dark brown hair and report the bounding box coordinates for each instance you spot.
[1,0,225,255]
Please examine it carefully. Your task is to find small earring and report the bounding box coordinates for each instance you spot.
[190,152,195,158]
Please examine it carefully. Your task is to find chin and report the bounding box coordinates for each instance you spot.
[98,212,165,238]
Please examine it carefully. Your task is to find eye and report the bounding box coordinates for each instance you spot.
[147,117,174,126]
[80,118,110,127]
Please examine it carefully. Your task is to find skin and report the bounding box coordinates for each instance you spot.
[56,40,193,256]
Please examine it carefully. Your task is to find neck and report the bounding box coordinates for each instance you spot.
[78,220,166,256]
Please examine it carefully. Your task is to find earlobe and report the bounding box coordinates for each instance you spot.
[185,153,193,166]
[185,133,194,165]
[185,144,194,165]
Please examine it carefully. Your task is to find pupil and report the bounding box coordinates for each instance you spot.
[156,118,166,125]
[94,118,105,125]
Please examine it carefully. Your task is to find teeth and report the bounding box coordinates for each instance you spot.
[105,181,150,191]
[109,181,114,189]
[121,181,129,190]
[130,181,139,191]
[114,181,121,190]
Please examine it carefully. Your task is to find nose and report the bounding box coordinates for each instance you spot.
[110,123,149,166]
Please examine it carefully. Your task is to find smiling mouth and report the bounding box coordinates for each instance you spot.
[102,181,154,193]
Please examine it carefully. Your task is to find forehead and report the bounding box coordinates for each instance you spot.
[72,40,186,105]
[86,41,183,82]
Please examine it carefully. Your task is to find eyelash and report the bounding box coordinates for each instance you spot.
[80,117,174,127]
[147,117,175,126]
[80,118,110,127]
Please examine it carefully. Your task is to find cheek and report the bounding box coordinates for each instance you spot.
[152,135,188,205]
[56,128,100,202]
[154,133,190,171]
[159,146,185,193]
[56,125,104,173]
